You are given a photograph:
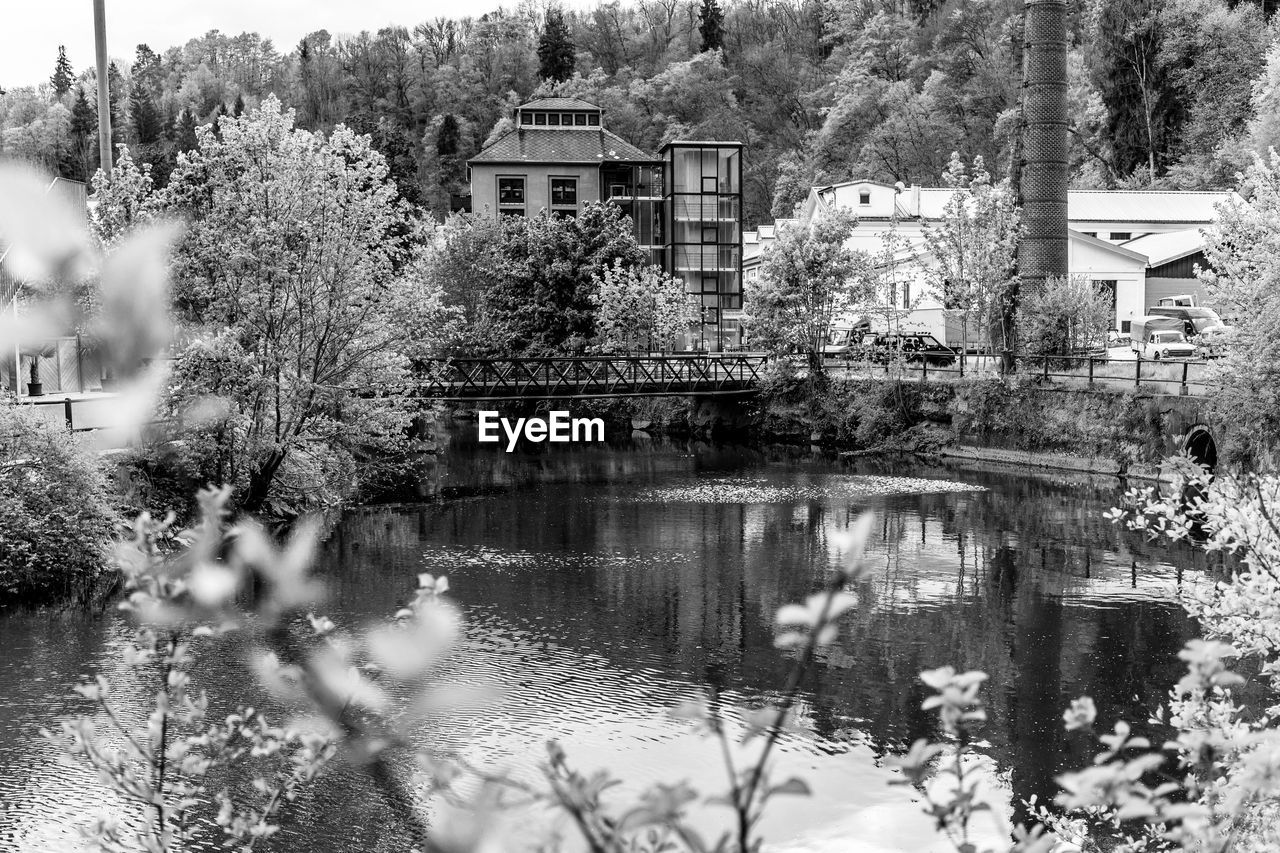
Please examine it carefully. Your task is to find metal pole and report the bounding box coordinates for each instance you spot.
[11,296,20,399]
[93,0,113,174]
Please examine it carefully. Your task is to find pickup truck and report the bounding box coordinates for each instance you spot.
[1131,315,1198,359]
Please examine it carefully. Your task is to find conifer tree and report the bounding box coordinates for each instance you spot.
[175,107,198,153]
[50,46,74,97]
[130,87,163,144]
[698,0,726,52]
[70,85,96,178]
[537,8,575,82]
[233,93,245,117]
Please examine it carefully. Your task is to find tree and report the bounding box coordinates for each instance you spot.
[50,46,74,98]
[162,96,422,512]
[537,7,576,82]
[482,203,648,355]
[0,404,115,605]
[698,0,726,52]
[1199,150,1280,464]
[233,92,245,117]
[69,85,97,179]
[174,106,198,154]
[922,153,1020,354]
[88,146,162,247]
[1092,0,1177,181]
[129,85,164,145]
[1014,275,1113,356]
[590,262,700,352]
[742,209,872,372]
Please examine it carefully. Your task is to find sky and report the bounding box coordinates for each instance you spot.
[0,0,591,90]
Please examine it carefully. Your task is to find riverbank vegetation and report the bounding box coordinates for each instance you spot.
[0,404,115,605]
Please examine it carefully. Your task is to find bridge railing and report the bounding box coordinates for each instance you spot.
[417,354,771,399]
[824,352,1216,396]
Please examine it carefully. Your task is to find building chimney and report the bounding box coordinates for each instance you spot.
[910,184,921,217]
[1019,0,1069,292]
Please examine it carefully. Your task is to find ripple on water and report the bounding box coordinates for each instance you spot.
[630,474,986,504]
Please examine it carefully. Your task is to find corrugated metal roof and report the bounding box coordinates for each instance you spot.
[1067,190,1238,223]
[1121,228,1205,266]
[518,97,602,111]
[470,127,655,164]
[811,179,1239,224]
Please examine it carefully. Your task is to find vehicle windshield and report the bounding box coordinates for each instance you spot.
[1152,332,1185,343]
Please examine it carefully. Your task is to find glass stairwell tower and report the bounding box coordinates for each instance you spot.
[661,141,744,351]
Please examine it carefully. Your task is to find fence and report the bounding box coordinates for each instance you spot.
[825,352,1216,396]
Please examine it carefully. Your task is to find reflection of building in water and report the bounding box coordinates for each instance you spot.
[332,449,1201,831]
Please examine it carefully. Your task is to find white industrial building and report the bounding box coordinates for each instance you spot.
[743,181,1239,346]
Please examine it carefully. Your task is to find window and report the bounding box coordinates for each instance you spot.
[550,178,577,213]
[1121,320,1132,334]
[701,175,718,194]
[548,113,561,126]
[562,113,573,125]
[573,113,587,126]
[902,282,911,308]
[701,226,718,244]
[534,112,547,126]
[498,177,525,217]
[859,190,871,205]
[587,113,600,126]
[1081,231,1096,237]
[1110,231,1131,241]
[702,275,718,294]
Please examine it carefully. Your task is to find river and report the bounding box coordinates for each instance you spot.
[0,427,1208,852]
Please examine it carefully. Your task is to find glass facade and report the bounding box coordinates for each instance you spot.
[601,163,666,268]
[661,143,744,350]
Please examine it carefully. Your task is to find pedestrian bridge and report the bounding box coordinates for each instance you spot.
[415,355,770,401]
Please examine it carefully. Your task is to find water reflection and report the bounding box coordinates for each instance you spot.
[0,434,1204,851]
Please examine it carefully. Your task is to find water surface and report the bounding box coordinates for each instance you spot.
[0,432,1206,851]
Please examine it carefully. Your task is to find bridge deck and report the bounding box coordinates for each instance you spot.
[416,355,769,401]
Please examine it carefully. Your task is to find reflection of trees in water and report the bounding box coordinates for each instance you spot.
[321,456,1200,824]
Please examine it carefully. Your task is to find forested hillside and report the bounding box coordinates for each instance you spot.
[3,0,1279,226]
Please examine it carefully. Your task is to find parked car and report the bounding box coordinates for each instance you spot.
[856,332,958,366]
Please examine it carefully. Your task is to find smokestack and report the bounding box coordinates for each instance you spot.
[1018,0,1068,293]
[93,0,113,175]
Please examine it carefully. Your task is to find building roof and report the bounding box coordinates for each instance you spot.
[470,127,655,165]
[808,179,1240,224]
[1064,190,1238,223]
[1070,228,1150,263]
[1120,228,1205,266]
[517,97,602,111]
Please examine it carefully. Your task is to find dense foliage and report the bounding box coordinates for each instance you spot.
[1200,150,1280,465]
[923,154,1020,353]
[1016,275,1114,357]
[0,404,115,605]
[3,0,1274,226]
[743,209,869,369]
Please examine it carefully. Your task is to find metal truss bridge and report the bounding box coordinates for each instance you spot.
[414,355,770,401]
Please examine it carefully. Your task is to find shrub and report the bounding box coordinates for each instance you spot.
[0,404,116,605]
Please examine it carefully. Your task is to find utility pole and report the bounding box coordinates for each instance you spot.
[93,0,113,174]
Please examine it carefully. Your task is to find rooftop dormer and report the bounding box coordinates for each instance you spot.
[515,97,603,129]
